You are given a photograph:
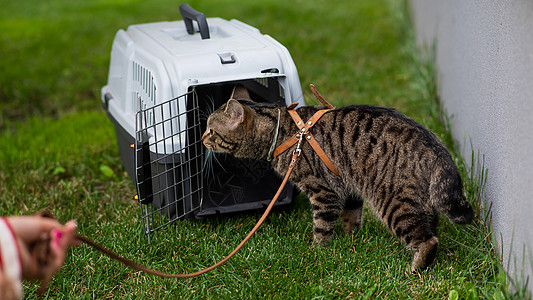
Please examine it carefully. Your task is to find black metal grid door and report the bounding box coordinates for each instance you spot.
[135,89,203,242]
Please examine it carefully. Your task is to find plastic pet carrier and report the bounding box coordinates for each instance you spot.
[101,4,305,241]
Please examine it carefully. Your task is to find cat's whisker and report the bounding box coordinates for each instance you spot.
[202,149,226,181]
[207,95,216,114]
[210,151,226,172]
[200,95,216,121]
[199,111,211,122]
[199,95,216,123]
[202,149,214,181]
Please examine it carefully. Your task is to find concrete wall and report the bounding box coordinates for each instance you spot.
[410,0,533,294]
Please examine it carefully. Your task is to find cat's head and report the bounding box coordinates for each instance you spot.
[202,86,257,157]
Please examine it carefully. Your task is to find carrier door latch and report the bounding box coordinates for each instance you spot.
[218,52,236,64]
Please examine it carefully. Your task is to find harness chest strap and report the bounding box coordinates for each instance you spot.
[272,106,340,176]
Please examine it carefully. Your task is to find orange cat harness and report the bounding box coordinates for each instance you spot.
[271,84,340,176]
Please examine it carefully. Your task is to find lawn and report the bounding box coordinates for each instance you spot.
[0,0,513,298]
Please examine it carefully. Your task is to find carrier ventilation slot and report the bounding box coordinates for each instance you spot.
[254,77,269,88]
[131,61,157,112]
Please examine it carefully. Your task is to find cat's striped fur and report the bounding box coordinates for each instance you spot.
[202,86,474,271]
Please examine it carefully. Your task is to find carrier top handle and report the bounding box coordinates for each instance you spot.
[179,3,210,40]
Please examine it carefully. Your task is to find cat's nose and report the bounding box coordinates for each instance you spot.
[201,131,211,149]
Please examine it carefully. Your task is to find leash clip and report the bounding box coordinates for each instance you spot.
[292,129,306,157]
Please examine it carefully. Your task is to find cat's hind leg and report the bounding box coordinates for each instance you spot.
[401,216,438,272]
[341,194,364,235]
[410,235,439,272]
[381,195,439,271]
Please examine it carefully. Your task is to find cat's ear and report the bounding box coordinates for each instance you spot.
[230,85,252,101]
[224,99,245,130]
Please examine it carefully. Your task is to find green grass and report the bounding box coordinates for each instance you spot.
[0,0,514,298]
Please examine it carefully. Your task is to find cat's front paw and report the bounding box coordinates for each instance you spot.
[313,231,334,246]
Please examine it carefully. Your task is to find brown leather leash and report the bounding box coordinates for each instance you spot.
[33,84,339,296]
[75,147,301,280]
[34,135,303,296]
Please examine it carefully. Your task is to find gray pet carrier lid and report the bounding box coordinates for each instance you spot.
[123,18,302,96]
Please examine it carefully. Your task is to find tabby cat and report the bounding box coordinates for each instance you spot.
[202,86,474,271]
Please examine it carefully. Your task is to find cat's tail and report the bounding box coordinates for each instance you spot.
[429,157,474,224]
